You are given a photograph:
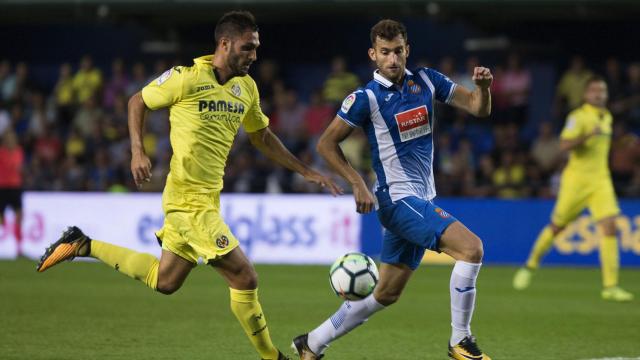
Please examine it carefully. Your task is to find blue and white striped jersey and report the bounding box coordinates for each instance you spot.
[337,68,457,204]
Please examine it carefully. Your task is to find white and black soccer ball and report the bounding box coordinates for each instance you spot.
[329,252,379,300]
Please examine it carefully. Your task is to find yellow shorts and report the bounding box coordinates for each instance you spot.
[155,191,239,264]
[551,176,620,227]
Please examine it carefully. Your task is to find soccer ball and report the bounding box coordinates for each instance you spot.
[329,252,379,300]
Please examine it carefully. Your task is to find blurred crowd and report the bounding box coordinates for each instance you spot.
[1,53,639,198]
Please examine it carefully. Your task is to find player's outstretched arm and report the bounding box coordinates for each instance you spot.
[247,127,342,196]
[128,92,152,188]
[317,117,375,213]
[450,66,493,117]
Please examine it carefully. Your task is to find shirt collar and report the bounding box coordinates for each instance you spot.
[373,68,413,88]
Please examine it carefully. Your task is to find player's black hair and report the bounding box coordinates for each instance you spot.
[215,11,259,46]
[370,19,408,46]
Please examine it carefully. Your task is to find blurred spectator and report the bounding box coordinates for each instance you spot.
[465,154,495,197]
[323,56,360,105]
[34,124,62,164]
[53,63,75,132]
[103,58,130,110]
[454,56,479,91]
[618,63,640,129]
[304,89,334,139]
[0,60,11,103]
[492,152,526,198]
[555,55,593,114]
[272,88,307,150]
[72,55,103,104]
[0,130,25,255]
[610,121,640,195]
[73,96,103,138]
[255,59,280,114]
[26,92,54,139]
[530,122,561,175]
[502,53,531,124]
[126,62,147,96]
[604,57,625,104]
[2,62,32,104]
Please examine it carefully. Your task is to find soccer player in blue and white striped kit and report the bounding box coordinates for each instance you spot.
[292,19,493,360]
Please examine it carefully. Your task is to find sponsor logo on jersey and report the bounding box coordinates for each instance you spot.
[341,93,357,113]
[231,83,241,97]
[407,80,421,94]
[216,235,230,248]
[384,93,394,102]
[435,207,450,218]
[156,68,173,85]
[394,105,431,142]
[198,100,245,122]
[198,100,245,114]
[196,84,215,92]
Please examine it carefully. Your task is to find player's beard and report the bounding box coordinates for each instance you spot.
[228,48,251,77]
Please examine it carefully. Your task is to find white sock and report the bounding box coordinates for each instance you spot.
[450,260,481,346]
[307,294,385,354]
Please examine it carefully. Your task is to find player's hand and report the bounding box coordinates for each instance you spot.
[352,182,375,214]
[304,171,344,196]
[131,152,152,189]
[472,67,493,89]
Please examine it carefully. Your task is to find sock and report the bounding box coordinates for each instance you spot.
[599,235,619,288]
[307,294,385,355]
[229,288,279,360]
[525,226,555,269]
[450,261,481,346]
[90,240,159,290]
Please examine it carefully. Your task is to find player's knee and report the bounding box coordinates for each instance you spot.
[464,236,484,263]
[235,267,259,290]
[156,279,181,295]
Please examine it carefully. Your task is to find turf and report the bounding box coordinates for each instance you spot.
[1,259,639,360]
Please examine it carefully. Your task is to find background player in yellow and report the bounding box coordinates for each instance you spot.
[513,76,633,302]
[36,11,340,359]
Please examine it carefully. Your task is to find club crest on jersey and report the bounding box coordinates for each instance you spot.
[341,93,357,113]
[157,68,173,85]
[231,83,241,97]
[216,235,230,248]
[394,105,431,142]
[407,80,421,94]
[435,208,450,219]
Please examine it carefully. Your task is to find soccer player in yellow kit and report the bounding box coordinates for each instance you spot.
[513,76,633,302]
[36,11,340,359]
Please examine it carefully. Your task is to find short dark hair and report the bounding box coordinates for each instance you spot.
[215,11,259,46]
[370,19,408,46]
[585,75,606,88]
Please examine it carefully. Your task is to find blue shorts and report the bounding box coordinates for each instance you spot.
[377,195,457,270]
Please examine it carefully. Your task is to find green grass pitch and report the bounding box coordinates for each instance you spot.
[1,259,639,359]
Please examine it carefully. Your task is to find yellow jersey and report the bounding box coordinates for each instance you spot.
[141,55,269,193]
[560,103,613,180]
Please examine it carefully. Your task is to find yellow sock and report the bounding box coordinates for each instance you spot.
[526,226,555,269]
[229,288,279,359]
[90,240,159,290]
[599,235,619,288]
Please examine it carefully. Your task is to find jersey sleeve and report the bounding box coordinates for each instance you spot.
[560,113,584,140]
[336,90,369,128]
[242,80,269,133]
[141,67,185,110]
[422,68,457,104]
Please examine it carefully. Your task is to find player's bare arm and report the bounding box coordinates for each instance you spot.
[128,91,153,188]
[450,66,493,117]
[316,117,375,214]
[247,126,342,196]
